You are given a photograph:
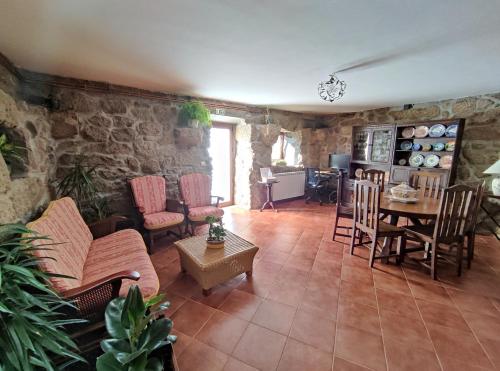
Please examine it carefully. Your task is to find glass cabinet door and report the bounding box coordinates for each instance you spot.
[352,129,370,162]
[370,129,393,163]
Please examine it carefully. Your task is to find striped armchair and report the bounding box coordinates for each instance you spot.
[179,173,224,235]
[129,175,185,252]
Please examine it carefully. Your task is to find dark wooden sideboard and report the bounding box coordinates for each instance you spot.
[341,118,464,203]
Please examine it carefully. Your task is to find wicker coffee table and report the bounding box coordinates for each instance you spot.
[174,231,259,295]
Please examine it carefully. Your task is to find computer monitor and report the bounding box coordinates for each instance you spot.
[329,154,350,171]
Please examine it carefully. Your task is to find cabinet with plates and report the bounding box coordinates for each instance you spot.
[348,119,464,188]
[389,119,464,186]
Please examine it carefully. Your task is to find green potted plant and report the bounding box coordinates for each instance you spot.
[96,285,178,371]
[205,216,226,249]
[0,223,85,370]
[56,156,110,223]
[0,133,24,171]
[178,101,212,128]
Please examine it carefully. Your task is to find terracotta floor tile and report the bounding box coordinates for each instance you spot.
[379,310,434,351]
[408,279,454,306]
[277,338,333,371]
[333,357,373,370]
[219,289,262,320]
[177,339,229,371]
[284,254,315,272]
[416,299,470,332]
[428,324,493,369]
[171,329,193,357]
[376,288,421,319]
[301,287,339,313]
[196,311,249,354]
[261,249,290,265]
[372,271,412,296]
[337,300,381,336]
[341,264,374,286]
[289,309,336,352]
[232,323,287,371]
[251,299,296,335]
[447,288,500,317]
[461,310,500,341]
[236,275,274,298]
[477,337,500,369]
[307,270,341,292]
[384,337,441,371]
[162,291,187,317]
[335,324,387,371]
[274,266,310,286]
[267,278,305,304]
[166,274,201,298]
[223,357,259,371]
[170,300,215,336]
[191,283,236,309]
[339,280,377,308]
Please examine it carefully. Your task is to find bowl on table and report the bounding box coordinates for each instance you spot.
[390,183,418,202]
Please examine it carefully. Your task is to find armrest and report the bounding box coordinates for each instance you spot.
[166,199,185,213]
[88,215,129,239]
[62,270,140,300]
[211,195,223,207]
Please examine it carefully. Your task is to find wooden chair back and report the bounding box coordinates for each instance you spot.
[466,181,486,234]
[433,184,475,245]
[361,169,385,192]
[353,180,381,234]
[410,171,442,199]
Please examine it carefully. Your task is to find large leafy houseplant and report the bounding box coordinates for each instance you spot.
[179,101,212,128]
[0,133,24,170]
[0,223,85,370]
[96,285,177,371]
[56,156,110,222]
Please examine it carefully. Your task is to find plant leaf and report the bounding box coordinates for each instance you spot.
[96,352,126,371]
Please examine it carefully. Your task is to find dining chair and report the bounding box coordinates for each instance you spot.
[332,170,353,241]
[360,169,386,192]
[409,171,442,199]
[465,181,486,269]
[350,180,406,267]
[403,184,475,279]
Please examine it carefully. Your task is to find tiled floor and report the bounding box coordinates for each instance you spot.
[151,200,500,371]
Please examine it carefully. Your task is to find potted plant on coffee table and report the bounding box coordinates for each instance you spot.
[206,216,226,249]
[96,285,178,371]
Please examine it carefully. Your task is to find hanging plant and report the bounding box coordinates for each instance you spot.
[178,101,212,128]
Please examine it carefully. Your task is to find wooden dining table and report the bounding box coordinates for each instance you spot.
[379,195,441,260]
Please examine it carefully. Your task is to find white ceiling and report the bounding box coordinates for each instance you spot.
[1,0,500,113]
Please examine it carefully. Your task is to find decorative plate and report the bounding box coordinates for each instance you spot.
[402,127,415,138]
[409,153,424,167]
[445,124,458,138]
[400,141,413,151]
[355,168,363,178]
[415,125,429,138]
[432,142,445,151]
[445,141,455,152]
[398,158,407,166]
[440,155,453,169]
[424,154,440,168]
[412,143,422,151]
[422,143,432,152]
[429,123,446,137]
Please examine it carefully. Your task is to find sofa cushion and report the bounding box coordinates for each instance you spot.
[188,206,224,222]
[179,173,212,208]
[129,175,167,214]
[143,211,184,230]
[26,197,93,292]
[82,229,159,299]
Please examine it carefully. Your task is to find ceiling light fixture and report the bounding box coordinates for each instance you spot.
[318,73,346,102]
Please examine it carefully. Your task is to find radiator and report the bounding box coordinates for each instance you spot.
[272,171,305,201]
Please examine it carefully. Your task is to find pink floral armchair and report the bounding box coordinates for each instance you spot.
[178,173,224,235]
[129,175,185,252]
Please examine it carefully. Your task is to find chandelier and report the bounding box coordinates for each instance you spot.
[318,73,346,102]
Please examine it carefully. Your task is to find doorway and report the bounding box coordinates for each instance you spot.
[209,123,235,207]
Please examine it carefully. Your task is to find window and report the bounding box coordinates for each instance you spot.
[271,131,302,166]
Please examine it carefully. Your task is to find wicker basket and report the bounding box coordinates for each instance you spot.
[206,239,225,249]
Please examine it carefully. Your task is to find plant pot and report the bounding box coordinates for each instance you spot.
[206,238,225,249]
[187,119,200,128]
[151,343,178,371]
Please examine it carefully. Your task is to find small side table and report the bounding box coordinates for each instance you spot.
[259,180,279,212]
[482,193,500,240]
